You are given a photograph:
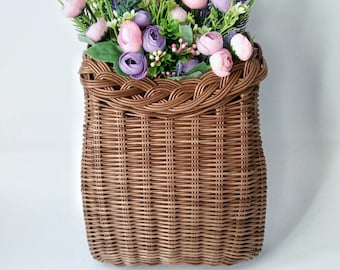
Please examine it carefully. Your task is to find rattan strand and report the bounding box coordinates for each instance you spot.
[80,43,268,266]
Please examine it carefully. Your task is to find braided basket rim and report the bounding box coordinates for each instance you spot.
[79,43,267,118]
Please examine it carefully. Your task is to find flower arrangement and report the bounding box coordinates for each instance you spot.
[59,0,256,80]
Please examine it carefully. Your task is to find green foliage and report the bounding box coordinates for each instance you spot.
[116,0,140,15]
[179,25,193,45]
[86,41,128,76]
[220,3,250,35]
[78,33,96,46]
[147,50,177,78]
[61,0,256,80]
[205,7,220,31]
[183,62,211,75]
[142,0,176,25]
[197,25,212,35]
[170,71,204,81]
[85,41,122,63]
[248,0,255,7]
[103,0,114,20]
[159,19,181,41]
[170,62,211,81]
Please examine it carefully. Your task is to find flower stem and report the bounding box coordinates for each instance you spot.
[73,17,87,32]
[104,0,114,20]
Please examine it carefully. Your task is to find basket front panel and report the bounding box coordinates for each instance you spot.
[81,87,266,266]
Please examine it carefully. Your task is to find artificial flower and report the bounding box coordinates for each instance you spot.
[171,7,188,22]
[176,59,200,75]
[210,49,233,77]
[134,10,152,28]
[118,20,143,52]
[143,26,166,52]
[230,33,253,61]
[182,0,208,9]
[62,0,86,18]
[196,32,223,56]
[223,29,237,47]
[86,19,108,42]
[210,0,232,13]
[60,0,257,80]
[119,52,148,80]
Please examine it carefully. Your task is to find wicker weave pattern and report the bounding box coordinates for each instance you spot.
[80,44,268,266]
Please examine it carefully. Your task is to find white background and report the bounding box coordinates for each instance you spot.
[0,1,339,269]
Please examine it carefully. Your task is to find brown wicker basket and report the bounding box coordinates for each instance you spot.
[79,43,268,266]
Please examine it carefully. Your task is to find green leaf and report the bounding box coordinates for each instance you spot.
[103,0,114,20]
[184,62,211,75]
[85,41,122,63]
[147,66,158,77]
[169,71,204,81]
[248,0,255,7]
[78,33,95,46]
[179,25,193,45]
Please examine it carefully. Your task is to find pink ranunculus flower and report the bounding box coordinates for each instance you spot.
[210,49,233,77]
[211,0,232,13]
[230,33,253,61]
[86,19,108,43]
[182,0,208,9]
[171,7,188,22]
[62,0,86,18]
[118,20,143,53]
[196,31,223,56]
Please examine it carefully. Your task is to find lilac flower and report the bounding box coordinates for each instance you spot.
[143,26,166,53]
[134,10,152,28]
[223,29,237,48]
[210,0,231,13]
[119,52,148,80]
[176,59,200,75]
[110,0,118,10]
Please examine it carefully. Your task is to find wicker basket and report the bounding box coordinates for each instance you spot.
[79,43,268,266]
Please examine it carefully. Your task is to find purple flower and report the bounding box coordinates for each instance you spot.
[110,0,118,10]
[176,59,200,75]
[134,10,152,28]
[223,29,237,48]
[119,52,148,80]
[210,0,231,13]
[143,26,166,53]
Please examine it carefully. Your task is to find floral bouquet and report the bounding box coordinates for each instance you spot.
[59,0,256,80]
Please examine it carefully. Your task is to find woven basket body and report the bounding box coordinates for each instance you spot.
[79,44,268,266]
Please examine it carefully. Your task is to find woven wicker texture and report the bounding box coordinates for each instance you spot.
[79,44,268,266]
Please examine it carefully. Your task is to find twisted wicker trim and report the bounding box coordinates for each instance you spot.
[79,43,267,118]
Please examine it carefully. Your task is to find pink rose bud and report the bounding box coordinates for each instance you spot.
[230,33,253,61]
[196,31,223,56]
[182,0,208,9]
[118,20,143,53]
[62,0,86,18]
[86,19,108,43]
[210,49,233,77]
[211,0,232,13]
[171,7,188,22]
